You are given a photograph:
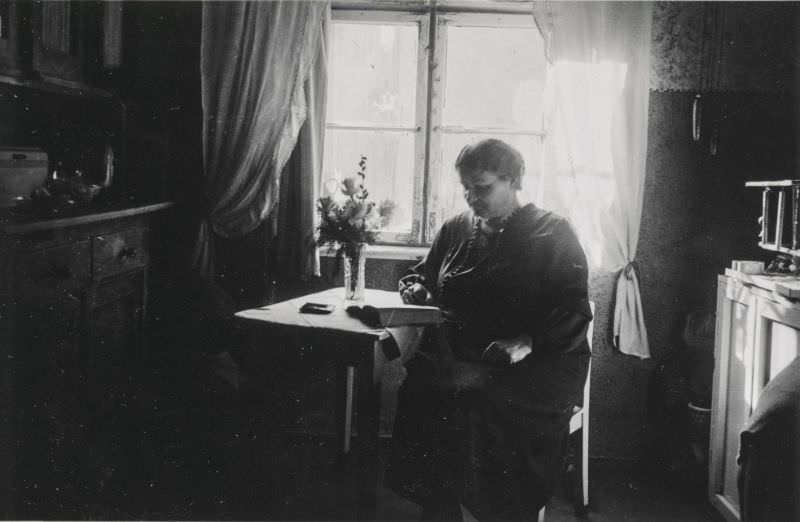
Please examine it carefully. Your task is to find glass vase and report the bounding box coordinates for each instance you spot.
[343,243,367,302]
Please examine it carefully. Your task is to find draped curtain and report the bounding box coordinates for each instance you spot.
[193,1,328,281]
[532,1,653,358]
[273,8,329,285]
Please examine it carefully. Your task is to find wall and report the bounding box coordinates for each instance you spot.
[118,1,204,271]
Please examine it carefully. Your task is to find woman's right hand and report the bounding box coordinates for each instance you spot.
[399,280,433,305]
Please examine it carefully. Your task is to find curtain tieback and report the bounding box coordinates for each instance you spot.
[622,261,639,281]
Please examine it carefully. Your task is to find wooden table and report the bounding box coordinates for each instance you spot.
[234,288,420,520]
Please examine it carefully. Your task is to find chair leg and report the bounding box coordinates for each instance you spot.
[574,424,589,516]
[581,419,589,509]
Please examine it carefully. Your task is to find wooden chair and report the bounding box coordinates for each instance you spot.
[538,302,594,521]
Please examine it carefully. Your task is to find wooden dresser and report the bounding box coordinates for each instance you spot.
[710,271,800,521]
[0,202,171,518]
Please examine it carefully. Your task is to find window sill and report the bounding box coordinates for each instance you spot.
[319,244,428,261]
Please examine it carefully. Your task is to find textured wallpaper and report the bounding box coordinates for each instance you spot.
[650,1,797,93]
[650,2,707,92]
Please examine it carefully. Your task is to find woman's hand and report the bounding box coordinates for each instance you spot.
[482,333,533,365]
[399,279,433,305]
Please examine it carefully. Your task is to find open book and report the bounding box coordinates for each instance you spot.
[346,301,441,327]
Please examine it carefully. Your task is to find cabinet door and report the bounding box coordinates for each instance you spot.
[752,297,800,404]
[710,277,756,521]
[0,2,24,75]
[84,269,145,404]
[14,290,89,519]
[11,239,92,518]
[31,0,91,84]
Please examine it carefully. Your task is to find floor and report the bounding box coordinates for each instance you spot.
[122,352,722,521]
[10,281,724,522]
[254,436,724,522]
[11,351,724,521]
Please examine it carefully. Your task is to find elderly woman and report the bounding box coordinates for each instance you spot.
[385,139,592,520]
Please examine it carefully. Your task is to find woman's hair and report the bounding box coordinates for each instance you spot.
[454,138,525,189]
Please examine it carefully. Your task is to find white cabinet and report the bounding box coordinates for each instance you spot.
[710,274,800,521]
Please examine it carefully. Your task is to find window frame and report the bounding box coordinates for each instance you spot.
[428,11,544,241]
[328,4,542,246]
[328,10,429,245]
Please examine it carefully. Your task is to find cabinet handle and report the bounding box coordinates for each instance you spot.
[692,94,702,142]
[118,247,137,260]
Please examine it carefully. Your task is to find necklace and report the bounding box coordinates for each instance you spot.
[480,203,522,234]
[438,205,526,300]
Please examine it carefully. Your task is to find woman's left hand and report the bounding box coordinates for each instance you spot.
[482,334,533,365]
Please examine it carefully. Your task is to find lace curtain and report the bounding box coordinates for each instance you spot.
[532,1,653,358]
[193,1,328,280]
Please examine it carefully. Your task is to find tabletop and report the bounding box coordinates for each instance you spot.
[234,287,424,359]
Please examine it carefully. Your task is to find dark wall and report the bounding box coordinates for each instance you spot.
[118,1,204,272]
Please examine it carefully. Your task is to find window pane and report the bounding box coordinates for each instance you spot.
[322,129,415,235]
[432,133,541,229]
[328,22,418,127]
[443,24,545,129]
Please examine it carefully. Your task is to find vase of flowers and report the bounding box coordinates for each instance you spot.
[316,156,394,302]
[342,241,367,302]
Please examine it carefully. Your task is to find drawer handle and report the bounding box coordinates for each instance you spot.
[118,247,138,260]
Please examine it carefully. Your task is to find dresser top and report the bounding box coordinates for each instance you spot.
[0,201,173,234]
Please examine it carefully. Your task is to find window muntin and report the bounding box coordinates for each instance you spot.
[324,8,543,244]
[324,11,428,243]
[322,129,417,237]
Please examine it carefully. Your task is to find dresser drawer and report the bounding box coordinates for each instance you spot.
[16,241,91,290]
[92,228,148,280]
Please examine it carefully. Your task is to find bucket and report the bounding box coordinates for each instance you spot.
[687,402,711,441]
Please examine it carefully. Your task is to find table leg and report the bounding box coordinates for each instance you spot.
[355,339,383,521]
[335,365,355,455]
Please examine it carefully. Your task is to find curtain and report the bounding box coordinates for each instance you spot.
[532,1,653,358]
[273,8,329,285]
[193,1,328,280]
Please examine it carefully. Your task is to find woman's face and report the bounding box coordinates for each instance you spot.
[459,170,517,220]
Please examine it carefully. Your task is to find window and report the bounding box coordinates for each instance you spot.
[323,4,546,245]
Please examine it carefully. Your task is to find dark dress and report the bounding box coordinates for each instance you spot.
[385,203,592,520]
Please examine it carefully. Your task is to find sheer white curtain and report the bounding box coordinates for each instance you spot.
[193,1,329,280]
[532,1,653,358]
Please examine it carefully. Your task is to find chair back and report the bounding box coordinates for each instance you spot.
[584,301,595,406]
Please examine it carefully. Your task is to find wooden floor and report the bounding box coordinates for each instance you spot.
[9,320,725,521]
[258,437,724,522]
[11,361,725,521]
